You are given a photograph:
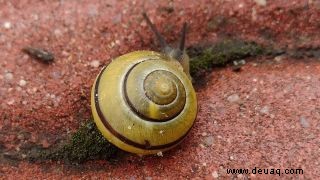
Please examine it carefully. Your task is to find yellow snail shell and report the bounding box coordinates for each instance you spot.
[90,13,197,155]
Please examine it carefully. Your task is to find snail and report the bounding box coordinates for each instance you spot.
[91,13,197,155]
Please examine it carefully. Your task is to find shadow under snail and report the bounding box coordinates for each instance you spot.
[91,13,197,155]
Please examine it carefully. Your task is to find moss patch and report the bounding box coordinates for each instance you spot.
[188,39,264,77]
[29,121,118,164]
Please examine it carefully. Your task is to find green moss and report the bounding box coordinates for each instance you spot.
[188,39,264,76]
[31,121,118,164]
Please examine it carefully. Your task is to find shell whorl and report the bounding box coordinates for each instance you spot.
[124,60,186,121]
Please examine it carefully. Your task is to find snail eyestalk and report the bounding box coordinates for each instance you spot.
[179,22,187,53]
[142,12,169,51]
[175,22,191,80]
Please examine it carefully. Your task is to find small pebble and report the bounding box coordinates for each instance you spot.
[238,59,246,65]
[232,60,246,72]
[31,14,39,21]
[61,50,69,57]
[203,136,214,147]
[51,71,62,79]
[156,151,163,157]
[260,106,270,115]
[32,87,38,93]
[109,42,116,48]
[201,132,207,137]
[202,163,207,166]
[212,171,219,178]
[54,29,62,37]
[300,116,310,128]
[229,155,235,160]
[227,94,241,104]
[19,79,27,87]
[254,0,267,6]
[237,174,244,179]
[274,55,283,62]
[45,94,52,99]
[3,21,11,29]
[90,60,100,68]
[4,72,13,80]
[7,99,15,105]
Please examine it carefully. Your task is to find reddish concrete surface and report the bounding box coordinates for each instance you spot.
[0,0,319,179]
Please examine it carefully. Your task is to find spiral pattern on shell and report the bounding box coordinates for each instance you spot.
[91,51,197,155]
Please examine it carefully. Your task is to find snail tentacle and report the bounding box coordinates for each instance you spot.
[178,22,187,53]
[142,12,169,51]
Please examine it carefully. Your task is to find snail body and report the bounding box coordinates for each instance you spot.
[91,13,197,155]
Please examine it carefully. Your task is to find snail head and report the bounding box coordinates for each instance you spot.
[142,12,188,64]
